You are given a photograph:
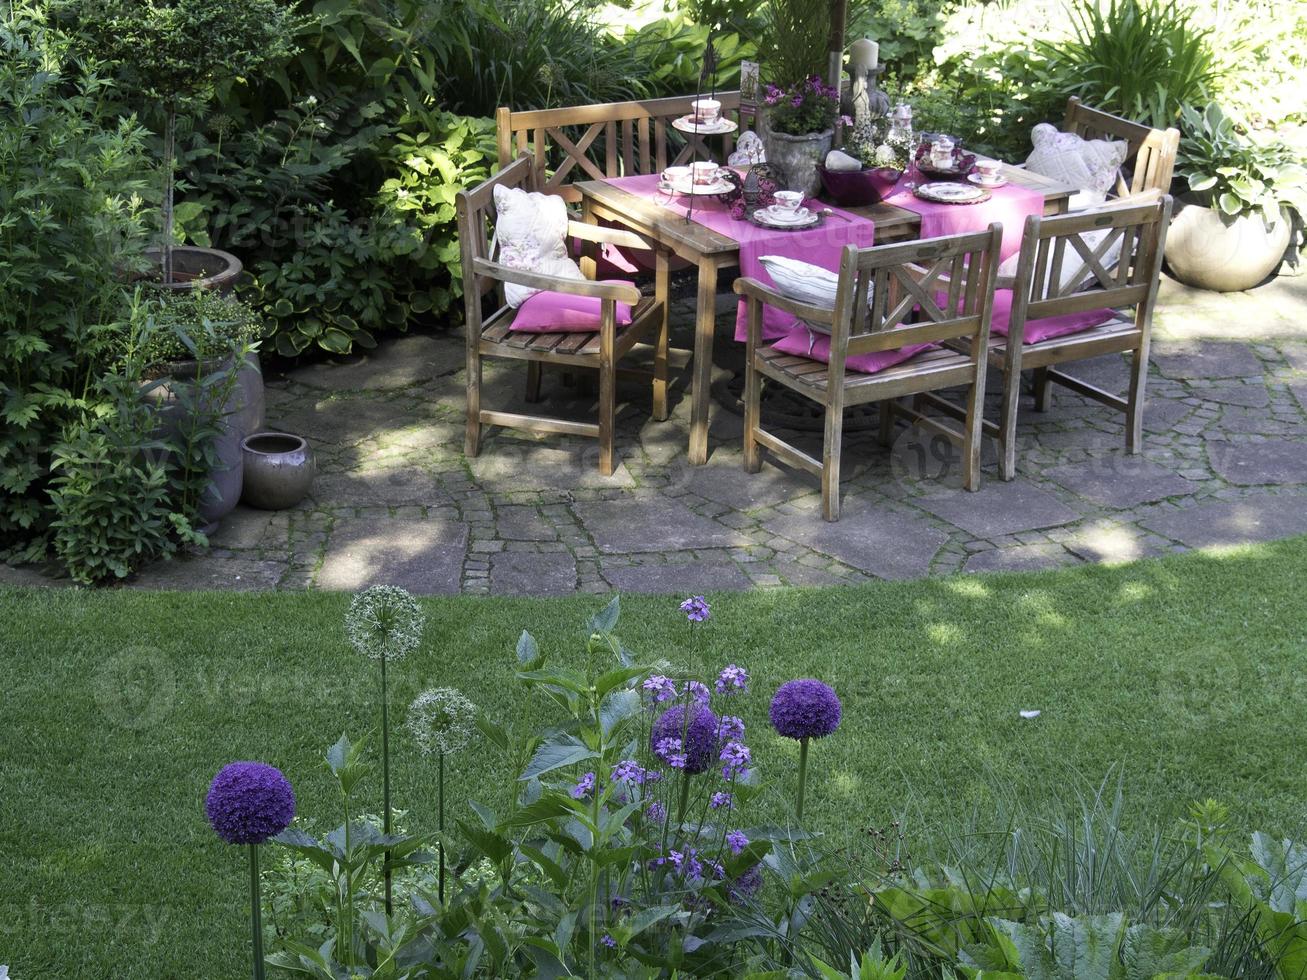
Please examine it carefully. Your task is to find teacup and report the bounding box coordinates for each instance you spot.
[661,165,690,186]
[974,159,1002,183]
[690,161,720,185]
[773,190,804,213]
[691,98,722,124]
[930,136,956,169]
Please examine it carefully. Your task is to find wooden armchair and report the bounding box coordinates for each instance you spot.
[455,155,669,476]
[990,195,1173,480]
[734,226,1003,521]
[496,92,758,203]
[1064,96,1180,197]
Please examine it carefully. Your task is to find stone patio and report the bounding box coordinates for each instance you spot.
[9,272,1306,595]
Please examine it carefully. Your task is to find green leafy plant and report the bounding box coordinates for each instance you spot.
[1178,103,1307,227]
[762,0,832,89]
[1036,0,1224,129]
[619,15,756,97]
[136,291,263,369]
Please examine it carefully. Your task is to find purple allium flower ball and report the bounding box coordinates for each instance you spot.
[769,679,842,740]
[651,703,720,775]
[205,761,295,845]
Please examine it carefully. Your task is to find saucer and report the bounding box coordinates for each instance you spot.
[968,172,1007,188]
[761,206,811,223]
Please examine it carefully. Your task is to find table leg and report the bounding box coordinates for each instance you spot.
[688,257,719,465]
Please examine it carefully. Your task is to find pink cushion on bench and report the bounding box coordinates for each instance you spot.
[988,289,1116,345]
[509,281,636,333]
[769,325,937,375]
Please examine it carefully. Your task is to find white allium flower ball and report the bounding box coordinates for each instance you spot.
[345,585,425,662]
[407,688,477,756]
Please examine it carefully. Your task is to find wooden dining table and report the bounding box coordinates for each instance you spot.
[575,163,1077,465]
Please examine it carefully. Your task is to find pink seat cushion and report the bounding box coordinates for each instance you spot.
[769,324,937,375]
[988,289,1116,345]
[509,281,636,333]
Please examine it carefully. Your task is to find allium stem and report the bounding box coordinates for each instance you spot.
[676,770,692,828]
[796,737,809,822]
[249,843,264,980]
[381,654,393,917]
[438,751,446,905]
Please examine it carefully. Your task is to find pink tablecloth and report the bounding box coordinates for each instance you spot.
[883,170,1044,261]
[600,174,875,343]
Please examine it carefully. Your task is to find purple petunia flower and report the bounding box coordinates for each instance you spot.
[646,801,667,823]
[684,680,711,705]
[643,675,678,704]
[651,704,720,775]
[769,679,842,740]
[570,771,596,799]
[717,715,745,742]
[720,741,751,780]
[205,761,296,845]
[710,791,733,810]
[729,864,763,901]
[726,829,750,855]
[715,665,748,695]
[680,596,711,623]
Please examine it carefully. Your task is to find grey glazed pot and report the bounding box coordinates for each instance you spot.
[240,432,315,510]
[763,128,834,197]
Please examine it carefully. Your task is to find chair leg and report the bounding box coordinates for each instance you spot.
[524,362,543,403]
[998,367,1020,481]
[1126,346,1148,454]
[1032,366,1053,412]
[652,250,670,421]
[821,403,844,522]
[598,356,616,478]
[878,399,895,447]
[465,348,482,457]
[962,381,986,493]
[742,359,763,473]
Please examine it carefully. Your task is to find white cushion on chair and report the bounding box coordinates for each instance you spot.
[1024,123,1127,200]
[759,254,842,306]
[492,184,584,307]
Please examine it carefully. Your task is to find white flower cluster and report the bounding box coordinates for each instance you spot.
[345,585,425,662]
[406,688,477,756]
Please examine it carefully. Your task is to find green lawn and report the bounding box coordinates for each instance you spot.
[3,538,1307,977]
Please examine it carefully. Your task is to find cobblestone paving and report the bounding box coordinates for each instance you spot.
[13,273,1306,595]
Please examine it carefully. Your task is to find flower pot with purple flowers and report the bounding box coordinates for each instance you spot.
[762,76,840,197]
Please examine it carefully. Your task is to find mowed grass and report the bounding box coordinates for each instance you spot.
[3,538,1307,977]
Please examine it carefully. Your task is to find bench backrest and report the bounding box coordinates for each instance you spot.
[1063,96,1180,197]
[496,92,758,203]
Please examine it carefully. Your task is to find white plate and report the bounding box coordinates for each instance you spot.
[760,206,811,224]
[663,175,735,196]
[672,115,738,136]
[968,173,1007,188]
[915,181,988,203]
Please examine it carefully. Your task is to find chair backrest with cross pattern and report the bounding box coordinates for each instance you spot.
[1063,97,1180,197]
[496,92,758,204]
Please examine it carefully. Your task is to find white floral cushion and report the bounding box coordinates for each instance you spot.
[1024,124,1128,209]
[759,255,842,309]
[492,184,583,307]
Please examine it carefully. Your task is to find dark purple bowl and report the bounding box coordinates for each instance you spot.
[913,145,978,182]
[817,166,903,207]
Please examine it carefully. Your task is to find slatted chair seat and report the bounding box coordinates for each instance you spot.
[455,155,670,475]
[986,314,1139,367]
[736,226,1004,521]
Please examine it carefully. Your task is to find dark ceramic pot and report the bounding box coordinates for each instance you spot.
[817,165,902,207]
[142,245,243,295]
[240,432,315,511]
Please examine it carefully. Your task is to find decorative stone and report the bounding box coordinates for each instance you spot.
[824,149,863,172]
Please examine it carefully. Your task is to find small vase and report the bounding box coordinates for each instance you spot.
[763,129,834,198]
[240,432,315,510]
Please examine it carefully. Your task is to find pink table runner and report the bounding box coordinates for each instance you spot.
[599,174,875,344]
[883,170,1044,261]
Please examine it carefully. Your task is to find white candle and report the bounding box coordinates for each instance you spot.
[849,38,879,73]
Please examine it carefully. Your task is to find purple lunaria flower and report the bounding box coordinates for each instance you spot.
[710,791,734,810]
[205,761,296,845]
[601,933,617,949]
[654,736,688,770]
[611,760,648,785]
[680,595,711,622]
[685,680,711,705]
[729,864,763,901]
[720,741,751,780]
[642,675,678,704]
[646,801,667,823]
[715,664,748,695]
[769,679,842,740]
[717,715,745,742]
[570,771,596,799]
[726,829,750,855]
[651,703,720,775]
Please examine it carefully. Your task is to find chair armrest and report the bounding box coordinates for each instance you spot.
[567,221,658,253]
[472,258,641,304]
[732,277,835,326]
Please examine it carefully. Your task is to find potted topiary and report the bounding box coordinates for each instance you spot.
[1169,103,1307,292]
[56,0,298,289]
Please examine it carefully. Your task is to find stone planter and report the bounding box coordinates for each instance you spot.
[241,432,315,510]
[764,129,834,198]
[142,245,243,296]
[1166,199,1293,292]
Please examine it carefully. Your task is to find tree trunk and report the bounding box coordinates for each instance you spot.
[828,0,848,89]
[162,104,176,285]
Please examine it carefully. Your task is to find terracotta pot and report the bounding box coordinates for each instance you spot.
[142,245,243,295]
[764,129,834,198]
[1165,200,1293,292]
[818,165,902,207]
[240,432,315,511]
